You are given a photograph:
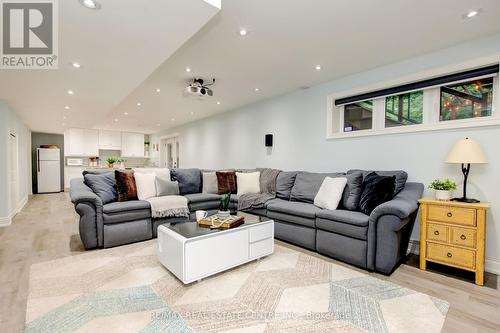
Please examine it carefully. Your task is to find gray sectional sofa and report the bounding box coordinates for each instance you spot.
[70,168,423,274]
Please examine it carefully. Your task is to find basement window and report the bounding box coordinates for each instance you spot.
[344,101,373,132]
[385,91,423,127]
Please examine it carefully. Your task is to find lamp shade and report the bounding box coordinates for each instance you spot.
[446,138,488,164]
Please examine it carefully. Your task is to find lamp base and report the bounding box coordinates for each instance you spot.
[451,197,480,203]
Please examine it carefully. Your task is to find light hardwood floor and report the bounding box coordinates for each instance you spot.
[0,193,498,332]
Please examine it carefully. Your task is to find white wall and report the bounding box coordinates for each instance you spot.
[151,33,500,272]
[0,101,31,226]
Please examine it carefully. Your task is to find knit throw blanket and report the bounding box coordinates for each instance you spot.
[238,168,282,211]
[146,195,189,218]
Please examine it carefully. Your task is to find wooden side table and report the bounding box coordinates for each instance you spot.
[418,198,489,285]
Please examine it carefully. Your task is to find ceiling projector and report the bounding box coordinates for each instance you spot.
[184,78,215,98]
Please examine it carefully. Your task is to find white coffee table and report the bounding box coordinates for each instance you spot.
[157,212,274,284]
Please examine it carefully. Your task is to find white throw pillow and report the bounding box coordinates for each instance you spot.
[134,172,157,200]
[134,168,170,180]
[236,172,261,196]
[314,177,348,210]
[202,172,218,194]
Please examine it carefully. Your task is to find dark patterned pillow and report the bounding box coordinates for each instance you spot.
[359,172,396,215]
[216,171,237,194]
[115,170,138,202]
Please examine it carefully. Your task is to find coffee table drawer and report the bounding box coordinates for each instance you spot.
[249,222,273,243]
[249,238,273,259]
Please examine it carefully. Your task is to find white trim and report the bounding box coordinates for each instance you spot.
[327,55,500,139]
[0,195,28,227]
[408,240,500,274]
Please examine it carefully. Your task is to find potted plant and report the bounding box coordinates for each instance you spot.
[429,179,457,201]
[219,193,231,218]
[106,157,117,169]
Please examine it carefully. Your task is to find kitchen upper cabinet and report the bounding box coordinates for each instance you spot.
[99,130,121,150]
[121,132,145,157]
[64,128,99,156]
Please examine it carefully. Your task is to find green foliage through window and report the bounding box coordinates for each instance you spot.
[385,91,423,127]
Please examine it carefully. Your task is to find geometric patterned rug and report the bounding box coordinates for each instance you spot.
[25,240,448,333]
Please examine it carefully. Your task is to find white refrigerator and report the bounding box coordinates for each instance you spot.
[37,148,61,193]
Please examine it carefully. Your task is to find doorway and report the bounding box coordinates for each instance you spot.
[8,133,19,215]
[160,135,180,169]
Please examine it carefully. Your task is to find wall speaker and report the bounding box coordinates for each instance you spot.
[265,134,273,147]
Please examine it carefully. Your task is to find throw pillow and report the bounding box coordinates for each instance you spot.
[276,171,298,200]
[347,169,407,196]
[202,172,218,194]
[170,168,202,195]
[341,172,363,211]
[83,172,117,205]
[134,172,157,200]
[216,171,237,194]
[290,171,345,203]
[314,177,348,210]
[115,170,138,202]
[155,175,180,196]
[134,168,170,179]
[236,171,261,196]
[359,172,396,215]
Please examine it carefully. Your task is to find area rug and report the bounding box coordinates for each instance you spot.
[25,240,448,333]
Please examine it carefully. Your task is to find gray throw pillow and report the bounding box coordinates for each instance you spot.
[276,171,298,200]
[290,171,345,203]
[83,172,117,204]
[341,172,363,211]
[170,168,202,195]
[155,176,179,196]
[347,169,408,195]
[202,172,218,194]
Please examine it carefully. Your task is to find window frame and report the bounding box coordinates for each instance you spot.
[326,60,500,140]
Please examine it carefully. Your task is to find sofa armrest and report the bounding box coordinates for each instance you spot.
[70,178,103,209]
[369,182,424,224]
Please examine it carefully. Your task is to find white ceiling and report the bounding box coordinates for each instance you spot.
[2,0,500,134]
[0,0,219,134]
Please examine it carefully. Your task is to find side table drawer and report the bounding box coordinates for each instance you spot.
[450,227,476,248]
[428,205,476,226]
[427,242,475,270]
[427,223,448,243]
[249,222,273,243]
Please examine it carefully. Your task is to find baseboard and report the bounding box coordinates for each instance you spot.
[408,239,500,275]
[0,195,28,227]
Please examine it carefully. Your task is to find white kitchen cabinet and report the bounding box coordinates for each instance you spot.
[64,128,99,156]
[99,130,121,150]
[64,167,84,189]
[121,132,145,157]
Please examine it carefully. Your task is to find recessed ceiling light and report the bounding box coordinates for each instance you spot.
[71,62,82,68]
[157,123,161,127]
[137,102,142,107]
[67,90,74,95]
[315,65,322,71]
[217,101,221,105]
[124,112,128,115]
[64,106,70,110]
[156,88,161,93]
[114,118,119,122]
[63,116,67,120]
[463,9,481,19]
[254,88,260,92]
[239,28,248,36]
[190,111,194,115]
[185,67,191,73]
[171,118,176,122]
[79,0,101,10]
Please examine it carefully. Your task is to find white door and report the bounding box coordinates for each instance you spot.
[8,133,19,214]
[161,136,179,168]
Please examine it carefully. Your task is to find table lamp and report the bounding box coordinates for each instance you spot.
[445,137,487,203]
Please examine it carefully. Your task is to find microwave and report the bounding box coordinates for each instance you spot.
[67,158,83,166]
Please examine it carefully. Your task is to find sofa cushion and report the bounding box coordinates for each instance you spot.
[134,172,156,200]
[290,172,344,203]
[216,171,237,194]
[83,172,117,205]
[267,211,316,228]
[103,201,151,224]
[359,172,396,215]
[314,177,347,210]
[170,168,202,195]
[202,172,218,194]
[276,171,298,200]
[184,193,221,203]
[236,171,261,195]
[341,172,363,211]
[316,209,369,226]
[155,176,180,196]
[347,169,407,195]
[115,170,138,202]
[267,199,322,219]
